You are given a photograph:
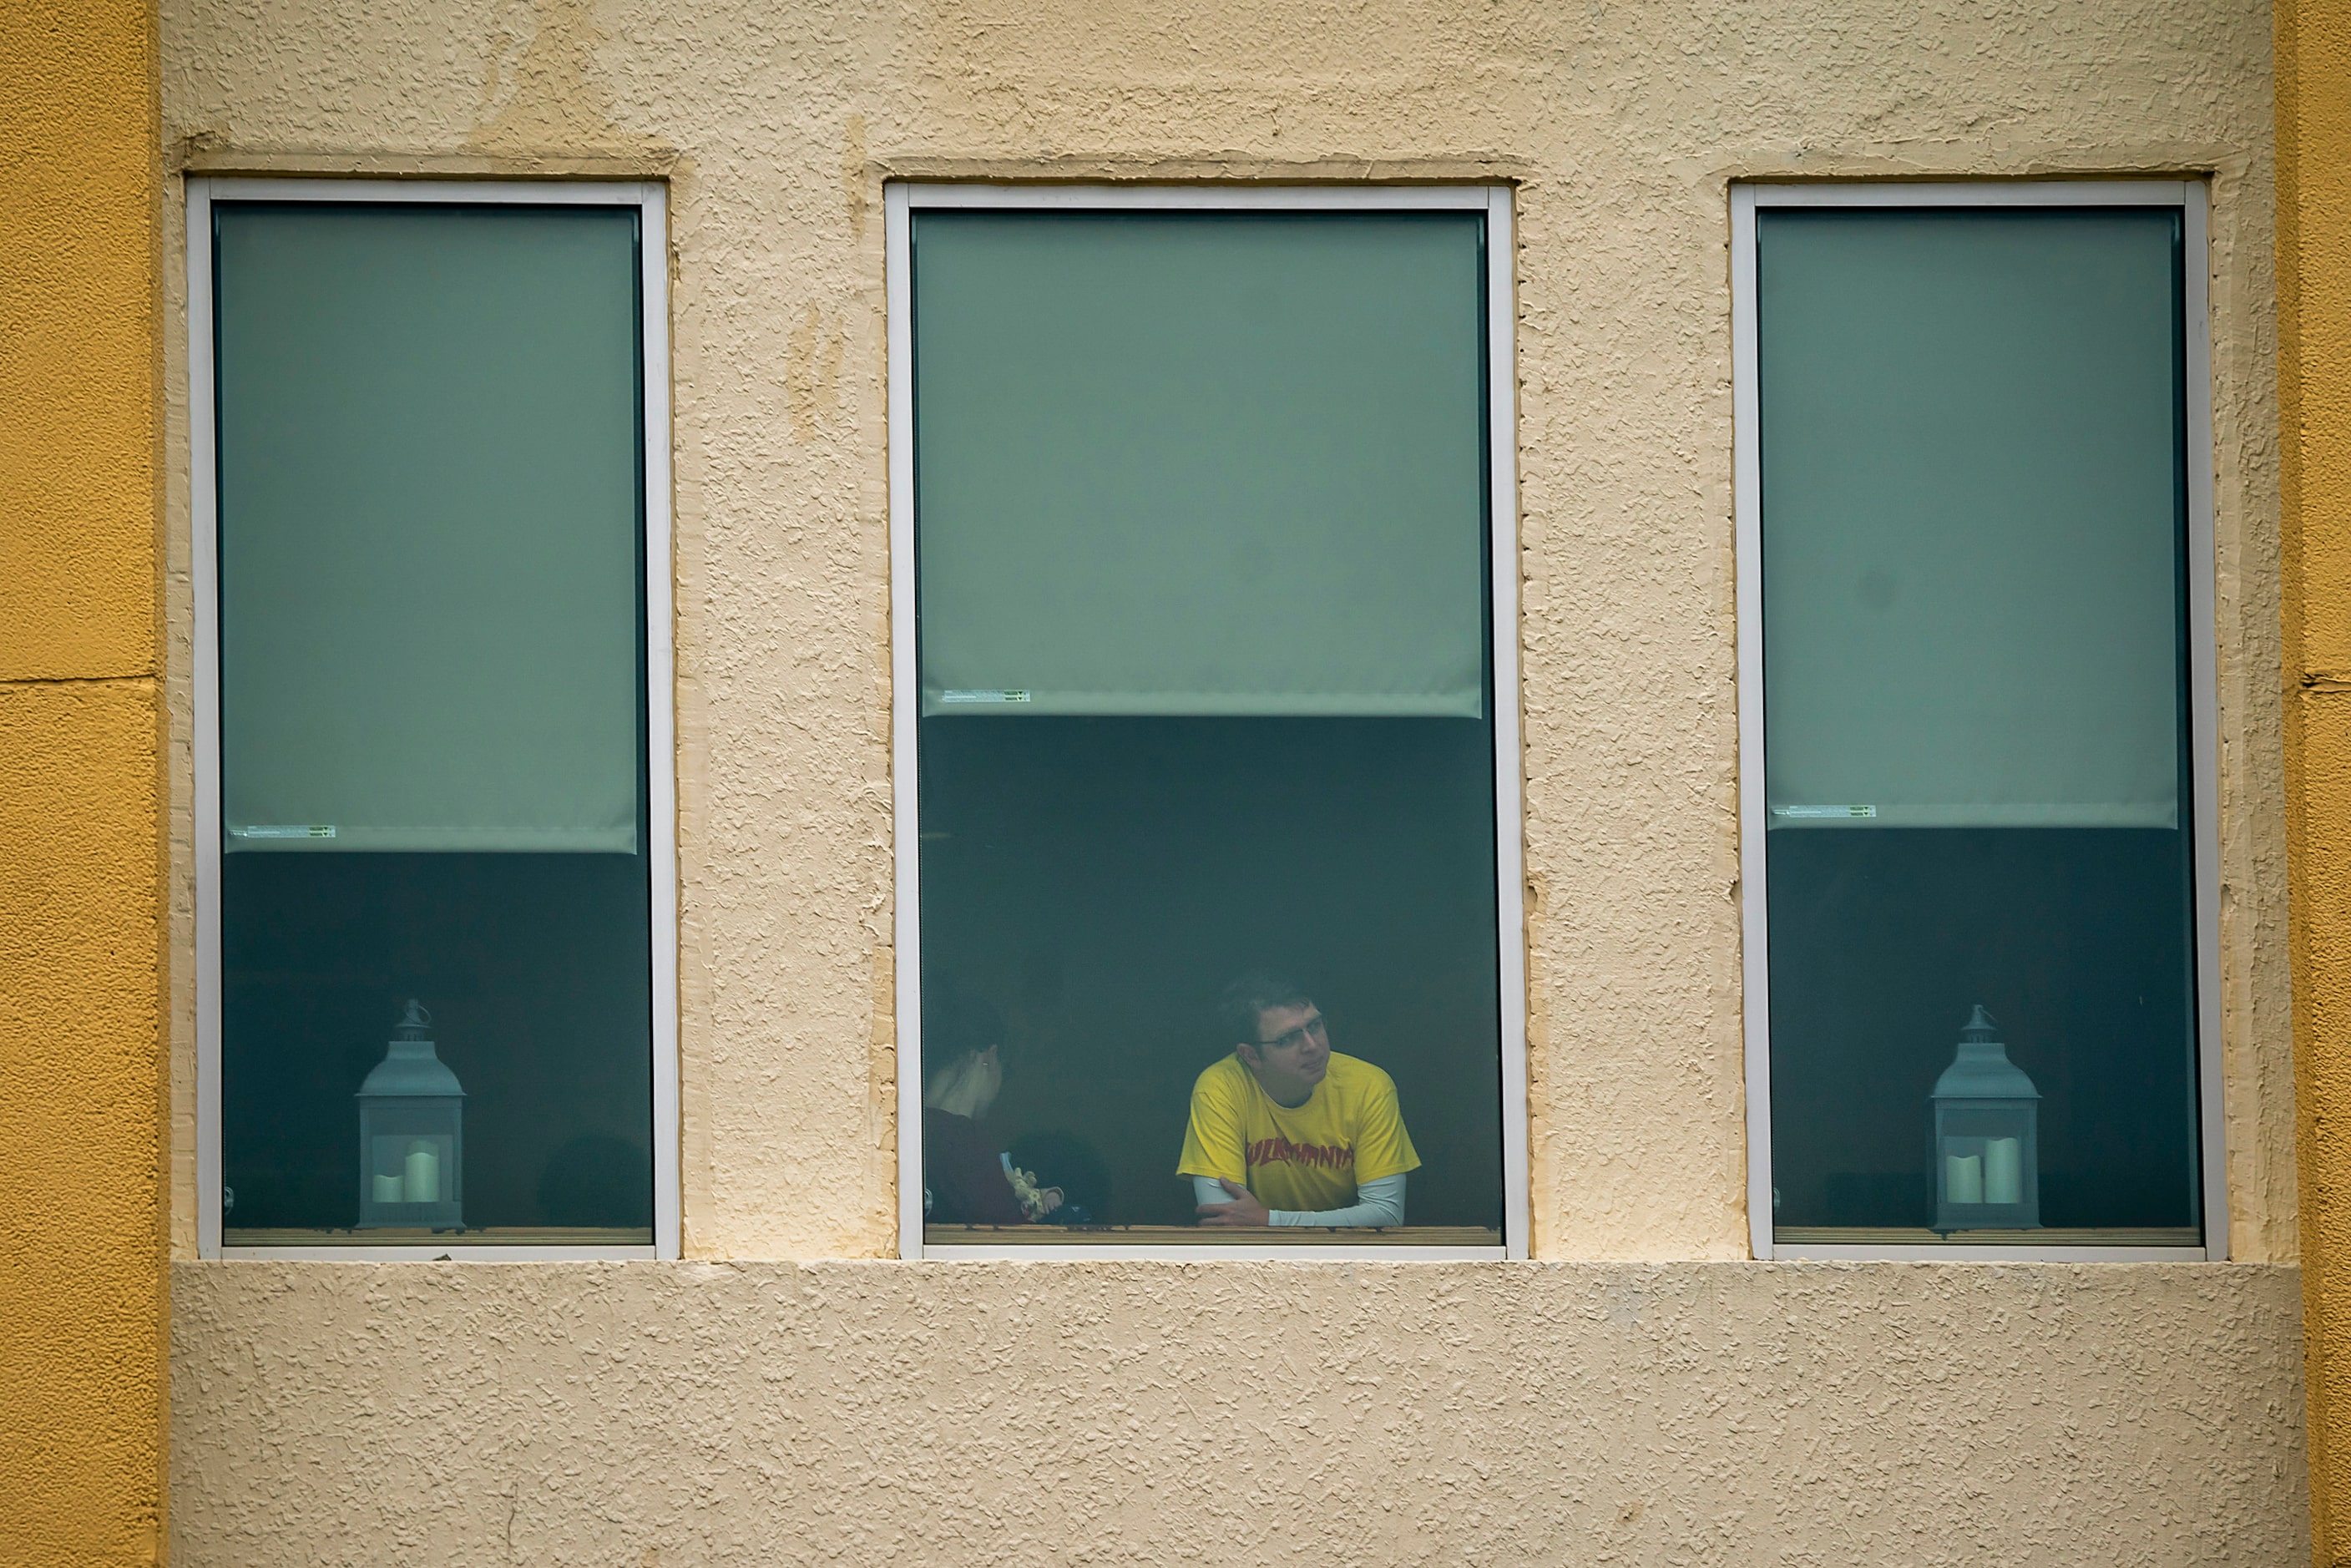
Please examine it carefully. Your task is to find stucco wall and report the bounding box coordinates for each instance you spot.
[155,0,2305,1555]
[1,2,168,1564]
[160,0,2294,1267]
[2275,0,2351,1555]
[170,1259,2308,1565]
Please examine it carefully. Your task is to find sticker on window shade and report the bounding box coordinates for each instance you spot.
[1772,805,1876,819]
[940,690,1032,705]
[232,824,338,839]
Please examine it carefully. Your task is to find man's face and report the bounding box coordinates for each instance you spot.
[1241,1002,1331,1097]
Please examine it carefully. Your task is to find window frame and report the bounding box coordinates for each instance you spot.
[1730,179,2225,1262]
[886,181,1529,1261]
[189,177,680,1262]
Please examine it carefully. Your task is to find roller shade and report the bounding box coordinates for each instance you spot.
[215,203,643,852]
[912,210,1488,718]
[1757,208,2186,829]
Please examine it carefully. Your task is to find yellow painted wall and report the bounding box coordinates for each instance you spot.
[2280,0,2351,1559]
[0,2,167,1564]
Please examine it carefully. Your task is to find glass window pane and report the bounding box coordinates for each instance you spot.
[216,205,642,853]
[215,203,654,1244]
[913,211,1487,717]
[1759,210,2182,831]
[1758,206,2202,1246]
[912,209,1506,1247]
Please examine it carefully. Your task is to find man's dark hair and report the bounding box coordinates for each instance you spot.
[1219,970,1312,1046]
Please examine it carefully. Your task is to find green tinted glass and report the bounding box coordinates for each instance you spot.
[913,210,1487,717]
[912,207,1506,1251]
[1759,208,2182,830]
[216,204,642,852]
[215,202,654,1245]
[1758,206,2201,1247]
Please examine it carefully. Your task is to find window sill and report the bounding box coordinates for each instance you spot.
[1771,1225,2205,1262]
[1773,1227,2199,1247]
[921,1222,1505,1260]
[217,1226,656,1260]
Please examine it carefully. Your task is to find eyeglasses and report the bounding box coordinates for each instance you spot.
[1255,1014,1328,1054]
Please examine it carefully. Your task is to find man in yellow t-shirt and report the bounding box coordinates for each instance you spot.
[1178,971,1420,1227]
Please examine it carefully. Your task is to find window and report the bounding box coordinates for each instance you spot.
[1732,182,2222,1260]
[888,185,1527,1258]
[192,180,677,1259]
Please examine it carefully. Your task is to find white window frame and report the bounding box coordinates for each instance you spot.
[1732,180,2224,1262]
[887,182,1529,1261]
[189,177,679,1262]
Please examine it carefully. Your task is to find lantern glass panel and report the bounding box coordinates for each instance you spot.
[372,1135,453,1201]
[1933,1109,2040,1232]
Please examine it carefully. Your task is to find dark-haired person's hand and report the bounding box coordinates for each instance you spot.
[1196,1177,1270,1227]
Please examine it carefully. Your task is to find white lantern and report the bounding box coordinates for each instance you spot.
[1929,1004,2040,1233]
[356,999,465,1231]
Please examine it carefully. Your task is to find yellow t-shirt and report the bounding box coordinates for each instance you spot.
[1176,1051,1421,1214]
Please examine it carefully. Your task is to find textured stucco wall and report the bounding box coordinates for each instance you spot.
[170,1260,2308,1565]
[1,2,168,1564]
[156,0,2305,1556]
[2275,0,2351,1557]
[161,0,2294,1267]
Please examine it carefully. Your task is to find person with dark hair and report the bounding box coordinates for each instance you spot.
[921,983,1044,1226]
[1177,971,1420,1228]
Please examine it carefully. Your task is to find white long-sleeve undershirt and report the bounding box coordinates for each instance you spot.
[1192,1172,1407,1228]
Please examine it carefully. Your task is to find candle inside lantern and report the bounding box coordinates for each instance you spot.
[1946,1152,1984,1205]
[403,1140,440,1203]
[372,1172,403,1203]
[1984,1137,2023,1206]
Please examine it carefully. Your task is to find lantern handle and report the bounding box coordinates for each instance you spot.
[396,999,432,1035]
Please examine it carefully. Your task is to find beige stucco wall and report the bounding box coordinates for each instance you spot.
[158,0,2307,1556]
[171,1260,2307,1564]
[160,0,2295,1267]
